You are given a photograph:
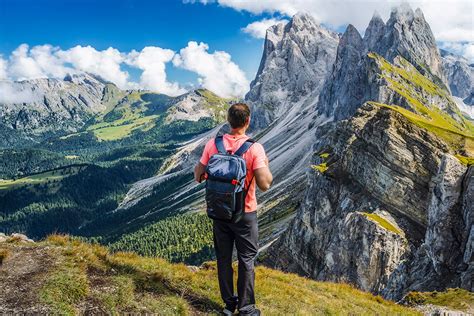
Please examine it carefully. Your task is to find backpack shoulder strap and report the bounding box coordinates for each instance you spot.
[234,138,256,157]
[215,135,227,154]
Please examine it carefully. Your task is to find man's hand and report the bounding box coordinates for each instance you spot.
[194,162,206,183]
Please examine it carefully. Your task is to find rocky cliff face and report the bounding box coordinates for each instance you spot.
[441,49,474,103]
[318,5,449,121]
[441,49,474,120]
[245,13,339,130]
[264,4,474,301]
[0,73,114,146]
[267,103,473,299]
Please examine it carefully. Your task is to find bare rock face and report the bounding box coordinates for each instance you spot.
[267,104,473,300]
[460,167,474,290]
[375,5,446,84]
[267,104,444,293]
[318,4,448,121]
[425,155,467,274]
[0,73,113,145]
[441,49,474,106]
[246,13,339,129]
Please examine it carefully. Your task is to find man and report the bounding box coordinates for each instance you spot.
[194,103,273,315]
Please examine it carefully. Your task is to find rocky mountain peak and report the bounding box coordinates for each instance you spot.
[341,24,363,47]
[318,4,450,121]
[246,12,339,129]
[390,2,416,21]
[287,12,317,31]
[378,3,445,83]
[364,11,385,49]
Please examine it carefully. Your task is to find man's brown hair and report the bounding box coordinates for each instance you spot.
[227,103,251,129]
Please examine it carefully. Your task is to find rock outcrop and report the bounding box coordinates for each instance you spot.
[246,13,339,129]
[265,3,474,301]
[0,73,116,146]
[267,103,473,300]
[318,5,449,121]
[441,49,474,104]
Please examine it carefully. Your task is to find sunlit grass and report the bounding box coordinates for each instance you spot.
[361,212,403,235]
[0,167,81,190]
[32,235,422,315]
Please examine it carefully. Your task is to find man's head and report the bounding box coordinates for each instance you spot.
[227,103,251,130]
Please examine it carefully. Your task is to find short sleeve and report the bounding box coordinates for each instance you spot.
[199,139,213,166]
[251,143,267,170]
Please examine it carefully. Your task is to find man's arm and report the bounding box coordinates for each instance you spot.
[194,162,206,183]
[254,158,273,192]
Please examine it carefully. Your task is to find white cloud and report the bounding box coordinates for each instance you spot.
[8,44,48,80]
[242,18,289,39]
[58,46,130,89]
[195,0,473,43]
[173,41,249,98]
[439,42,474,62]
[0,81,42,104]
[1,42,249,97]
[127,46,185,96]
[0,56,7,80]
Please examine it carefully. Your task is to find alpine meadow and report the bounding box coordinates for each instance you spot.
[0,1,473,314]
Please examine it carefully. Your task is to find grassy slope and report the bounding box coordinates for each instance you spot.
[368,53,474,163]
[0,235,421,315]
[403,288,474,313]
[0,166,83,191]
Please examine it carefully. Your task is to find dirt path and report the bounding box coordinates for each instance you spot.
[0,243,57,313]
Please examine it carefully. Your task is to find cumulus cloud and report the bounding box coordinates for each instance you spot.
[0,81,42,104]
[8,44,49,80]
[0,42,249,97]
[191,0,473,45]
[0,56,7,80]
[242,18,289,39]
[127,46,185,96]
[173,41,250,98]
[58,46,130,89]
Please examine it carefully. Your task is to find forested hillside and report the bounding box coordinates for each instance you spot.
[0,85,229,263]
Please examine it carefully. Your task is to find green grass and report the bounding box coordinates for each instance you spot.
[91,115,159,141]
[319,153,330,159]
[311,163,328,173]
[39,262,89,315]
[367,52,474,159]
[34,235,421,315]
[403,288,474,312]
[0,167,81,191]
[361,212,403,235]
[455,155,474,166]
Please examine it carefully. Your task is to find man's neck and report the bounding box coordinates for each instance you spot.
[229,128,246,136]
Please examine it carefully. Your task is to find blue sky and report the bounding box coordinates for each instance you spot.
[0,0,271,88]
[0,0,472,98]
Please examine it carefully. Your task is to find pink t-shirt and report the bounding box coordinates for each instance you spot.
[200,134,267,212]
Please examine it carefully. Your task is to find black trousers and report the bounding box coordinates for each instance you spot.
[213,211,259,311]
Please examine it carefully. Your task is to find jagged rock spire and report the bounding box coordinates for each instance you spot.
[364,11,385,50]
[373,3,446,83]
[245,12,339,130]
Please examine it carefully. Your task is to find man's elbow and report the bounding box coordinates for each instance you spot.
[258,178,273,192]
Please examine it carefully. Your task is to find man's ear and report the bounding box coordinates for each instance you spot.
[246,116,251,127]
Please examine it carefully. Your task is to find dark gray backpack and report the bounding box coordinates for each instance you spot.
[205,135,255,223]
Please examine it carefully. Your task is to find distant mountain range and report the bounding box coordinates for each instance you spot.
[0,2,473,302]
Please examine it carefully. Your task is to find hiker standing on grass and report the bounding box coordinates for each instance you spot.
[194,103,273,316]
